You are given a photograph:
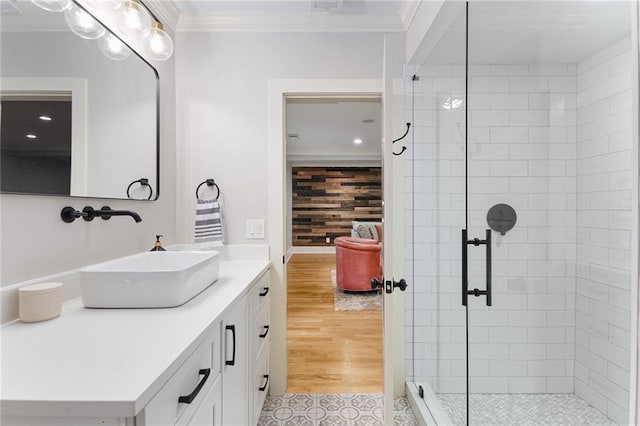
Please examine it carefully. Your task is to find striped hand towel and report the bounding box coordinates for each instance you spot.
[194,198,224,243]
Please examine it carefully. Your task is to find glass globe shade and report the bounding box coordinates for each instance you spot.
[117,0,151,37]
[143,22,174,61]
[30,0,71,12]
[98,33,132,61]
[86,0,122,10]
[64,3,106,39]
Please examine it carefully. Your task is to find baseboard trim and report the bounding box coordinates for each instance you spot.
[291,246,336,254]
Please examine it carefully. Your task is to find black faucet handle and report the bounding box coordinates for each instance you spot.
[81,206,113,221]
[60,207,88,223]
[99,206,113,220]
[82,206,97,221]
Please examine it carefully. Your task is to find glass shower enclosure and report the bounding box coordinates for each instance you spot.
[405,1,638,424]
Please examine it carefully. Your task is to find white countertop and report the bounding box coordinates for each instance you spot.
[0,260,270,418]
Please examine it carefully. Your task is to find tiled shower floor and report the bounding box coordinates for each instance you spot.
[437,393,617,426]
[257,393,419,425]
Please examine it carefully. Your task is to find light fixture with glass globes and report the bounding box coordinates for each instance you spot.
[98,32,132,61]
[30,0,174,62]
[143,21,174,61]
[31,0,71,12]
[85,0,122,10]
[64,2,106,39]
[117,0,151,37]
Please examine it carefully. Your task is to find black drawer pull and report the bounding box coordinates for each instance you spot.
[259,325,270,338]
[178,368,210,404]
[259,374,269,391]
[225,325,236,366]
[259,287,270,297]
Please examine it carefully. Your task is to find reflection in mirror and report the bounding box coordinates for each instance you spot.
[0,0,159,200]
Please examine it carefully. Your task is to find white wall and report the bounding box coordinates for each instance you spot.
[175,32,384,245]
[0,5,177,320]
[574,36,634,425]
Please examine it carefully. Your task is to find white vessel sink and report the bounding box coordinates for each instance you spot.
[80,251,220,308]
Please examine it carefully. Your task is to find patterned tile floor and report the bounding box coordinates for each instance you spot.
[257,393,419,426]
[437,393,617,426]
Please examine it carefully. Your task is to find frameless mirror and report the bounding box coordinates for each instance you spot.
[0,0,159,200]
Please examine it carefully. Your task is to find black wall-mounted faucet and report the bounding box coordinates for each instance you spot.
[60,206,142,223]
[83,206,142,223]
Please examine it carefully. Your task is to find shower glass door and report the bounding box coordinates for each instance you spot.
[465,1,635,424]
[410,1,636,425]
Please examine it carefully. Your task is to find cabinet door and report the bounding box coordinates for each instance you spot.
[183,374,221,426]
[221,297,249,426]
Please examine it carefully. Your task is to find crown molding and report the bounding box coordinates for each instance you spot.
[177,13,405,32]
[145,0,181,32]
[398,0,421,30]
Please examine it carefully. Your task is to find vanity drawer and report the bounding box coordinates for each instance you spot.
[252,348,270,425]
[253,303,270,361]
[140,336,213,426]
[252,272,270,315]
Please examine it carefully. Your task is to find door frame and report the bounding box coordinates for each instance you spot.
[267,79,388,397]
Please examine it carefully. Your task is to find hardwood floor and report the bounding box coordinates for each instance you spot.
[286,253,383,393]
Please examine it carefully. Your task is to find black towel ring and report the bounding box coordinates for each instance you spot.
[196,179,220,201]
[126,178,153,200]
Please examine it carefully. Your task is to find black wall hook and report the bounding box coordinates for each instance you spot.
[392,122,410,156]
[127,178,153,200]
[196,178,220,200]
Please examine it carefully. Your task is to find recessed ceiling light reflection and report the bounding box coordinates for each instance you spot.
[26,134,37,140]
[39,115,52,121]
[353,138,363,144]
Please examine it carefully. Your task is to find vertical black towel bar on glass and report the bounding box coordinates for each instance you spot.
[461,229,492,306]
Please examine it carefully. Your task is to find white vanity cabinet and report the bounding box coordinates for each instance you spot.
[221,270,271,426]
[137,321,222,426]
[0,262,270,426]
[221,293,250,426]
[251,273,271,425]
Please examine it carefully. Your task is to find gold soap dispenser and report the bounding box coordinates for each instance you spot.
[150,235,166,251]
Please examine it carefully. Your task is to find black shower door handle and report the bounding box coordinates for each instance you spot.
[461,229,492,307]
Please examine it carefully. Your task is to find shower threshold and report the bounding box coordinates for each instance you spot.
[407,383,618,425]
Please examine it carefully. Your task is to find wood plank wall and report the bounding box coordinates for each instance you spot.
[292,167,382,246]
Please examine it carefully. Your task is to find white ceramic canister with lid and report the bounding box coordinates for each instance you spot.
[18,282,63,322]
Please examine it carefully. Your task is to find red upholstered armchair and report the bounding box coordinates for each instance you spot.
[335,236,382,292]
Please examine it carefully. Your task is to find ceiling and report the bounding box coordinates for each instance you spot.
[173,0,403,15]
[424,1,632,65]
[285,99,382,162]
[171,0,416,31]
[0,0,415,32]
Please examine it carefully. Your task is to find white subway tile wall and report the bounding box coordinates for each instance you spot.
[575,36,633,425]
[405,36,633,425]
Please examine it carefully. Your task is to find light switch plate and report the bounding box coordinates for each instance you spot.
[246,219,265,239]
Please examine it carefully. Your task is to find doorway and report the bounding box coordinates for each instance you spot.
[284,97,383,393]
